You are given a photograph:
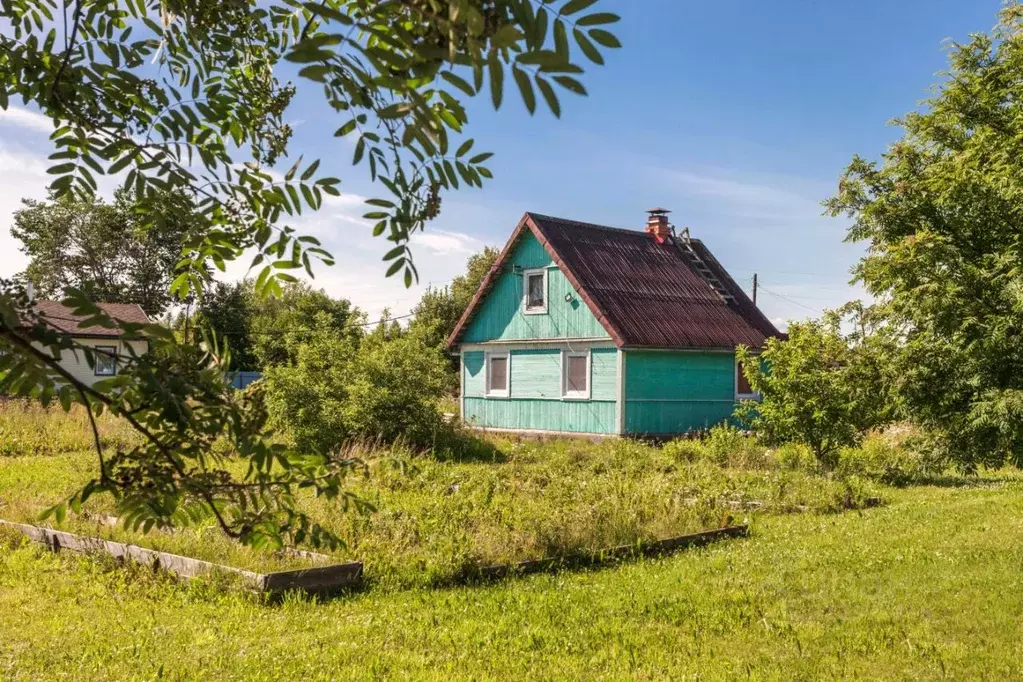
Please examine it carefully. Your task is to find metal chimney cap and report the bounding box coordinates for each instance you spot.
[646,207,671,215]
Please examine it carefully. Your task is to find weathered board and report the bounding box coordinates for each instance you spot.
[0,520,362,594]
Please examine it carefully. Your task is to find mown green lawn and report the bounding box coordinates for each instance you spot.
[2,481,1021,680]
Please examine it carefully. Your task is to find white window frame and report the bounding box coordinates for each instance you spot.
[561,350,591,400]
[735,355,760,400]
[485,351,510,398]
[522,268,548,315]
[94,344,118,377]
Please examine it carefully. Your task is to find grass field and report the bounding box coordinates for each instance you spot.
[3,402,1020,678]
[0,404,886,588]
[2,481,1021,679]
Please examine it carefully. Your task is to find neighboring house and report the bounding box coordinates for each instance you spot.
[31,300,151,387]
[446,209,783,437]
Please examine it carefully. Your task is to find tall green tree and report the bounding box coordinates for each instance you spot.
[410,245,499,349]
[826,5,1023,470]
[12,190,196,316]
[192,281,259,371]
[0,0,622,547]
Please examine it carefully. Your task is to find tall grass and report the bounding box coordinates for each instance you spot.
[0,399,140,457]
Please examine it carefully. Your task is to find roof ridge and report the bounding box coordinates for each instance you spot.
[525,212,643,236]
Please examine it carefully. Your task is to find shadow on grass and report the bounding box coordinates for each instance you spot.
[430,430,508,464]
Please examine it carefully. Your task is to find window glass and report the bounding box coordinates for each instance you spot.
[488,355,508,393]
[737,361,753,395]
[565,354,588,394]
[526,272,545,310]
[95,345,117,376]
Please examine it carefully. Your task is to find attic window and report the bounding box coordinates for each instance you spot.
[523,268,547,314]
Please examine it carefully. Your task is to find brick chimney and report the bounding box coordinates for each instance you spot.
[645,207,672,241]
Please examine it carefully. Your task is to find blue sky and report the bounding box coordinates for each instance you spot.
[0,0,1006,325]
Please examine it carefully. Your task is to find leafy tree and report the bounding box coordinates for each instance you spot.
[12,190,196,316]
[410,245,499,349]
[0,0,621,546]
[825,5,1023,470]
[263,314,450,454]
[250,281,363,367]
[192,281,259,371]
[737,306,895,468]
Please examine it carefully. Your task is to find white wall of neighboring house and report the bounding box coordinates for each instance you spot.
[50,338,149,387]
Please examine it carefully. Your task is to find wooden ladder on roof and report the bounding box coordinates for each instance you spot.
[675,228,737,306]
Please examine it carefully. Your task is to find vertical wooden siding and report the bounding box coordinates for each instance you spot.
[462,233,610,342]
[462,346,617,433]
[623,350,737,434]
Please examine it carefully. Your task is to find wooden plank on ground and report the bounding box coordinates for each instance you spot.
[0,519,362,594]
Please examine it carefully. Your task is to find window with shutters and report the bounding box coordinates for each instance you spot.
[562,351,590,399]
[523,268,547,314]
[486,352,509,397]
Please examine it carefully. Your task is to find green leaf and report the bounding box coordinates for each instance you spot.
[513,66,536,114]
[441,71,475,96]
[488,53,504,110]
[536,76,561,117]
[455,139,474,158]
[560,0,598,16]
[574,29,603,65]
[554,20,569,58]
[576,12,620,26]
[554,75,587,96]
[589,29,621,48]
[301,159,320,181]
[385,258,404,277]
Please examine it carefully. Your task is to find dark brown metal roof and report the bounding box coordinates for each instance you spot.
[447,212,782,350]
[31,300,152,338]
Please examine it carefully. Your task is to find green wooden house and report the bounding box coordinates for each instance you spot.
[446,209,782,437]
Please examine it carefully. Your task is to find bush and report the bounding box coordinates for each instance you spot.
[837,432,933,486]
[662,425,772,470]
[737,311,896,469]
[263,316,455,455]
[774,442,817,472]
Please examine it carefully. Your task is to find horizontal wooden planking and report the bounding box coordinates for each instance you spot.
[462,232,610,343]
[463,397,616,434]
[624,399,737,435]
[625,350,735,401]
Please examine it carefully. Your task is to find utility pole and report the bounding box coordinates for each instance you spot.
[752,273,758,307]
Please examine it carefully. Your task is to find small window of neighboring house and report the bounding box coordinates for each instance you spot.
[562,351,590,399]
[94,345,118,376]
[523,268,547,314]
[736,357,759,400]
[486,352,509,397]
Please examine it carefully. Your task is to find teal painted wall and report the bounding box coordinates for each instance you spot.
[462,346,617,433]
[462,232,610,342]
[623,351,737,434]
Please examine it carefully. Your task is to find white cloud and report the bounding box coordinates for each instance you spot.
[0,146,52,278]
[656,167,834,227]
[0,106,54,134]
[416,229,482,255]
[0,105,493,318]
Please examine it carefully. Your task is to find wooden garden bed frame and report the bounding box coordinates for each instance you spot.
[0,520,362,595]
